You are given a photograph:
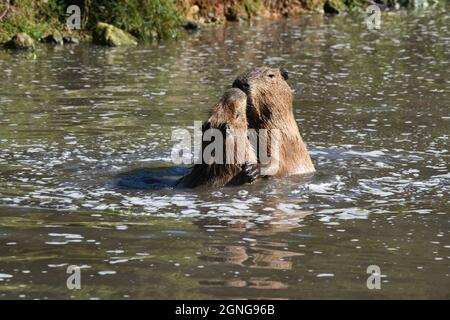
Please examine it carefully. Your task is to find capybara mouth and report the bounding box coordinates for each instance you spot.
[231,79,254,114]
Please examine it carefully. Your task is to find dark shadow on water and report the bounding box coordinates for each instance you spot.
[112,164,316,191]
[113,166,191,190]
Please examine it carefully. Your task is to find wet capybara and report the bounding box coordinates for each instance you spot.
[232,66,315,176]
[178,88,258,188]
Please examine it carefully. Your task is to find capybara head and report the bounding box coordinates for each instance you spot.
[232,67,292,128]
[208,88,248,131]
[205,87,255,167]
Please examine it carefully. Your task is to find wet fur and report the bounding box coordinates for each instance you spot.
[178,88,257,188]
[233,67,315,176]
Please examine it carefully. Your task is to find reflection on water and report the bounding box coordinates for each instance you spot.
[0,8,449,299]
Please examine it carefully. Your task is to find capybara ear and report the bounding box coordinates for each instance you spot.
[280,68,289,80]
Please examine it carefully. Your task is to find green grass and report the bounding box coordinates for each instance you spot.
[0,0,64,42]
[0,0,182,43]
[83,0,182,40]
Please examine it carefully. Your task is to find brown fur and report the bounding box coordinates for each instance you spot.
[178,88,257,188]
[232,66,315,176]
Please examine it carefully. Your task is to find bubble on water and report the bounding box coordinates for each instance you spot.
[98,271,116,275]
[48,233,83,239]
[238,190,249,197]
[45,241,69,245]
[317,273,334,277]
[0,273,13,280]
[109,259,128,265]
[106,250,125,254]
[48,264,68,268]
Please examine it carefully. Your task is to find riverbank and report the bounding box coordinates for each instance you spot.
[0,0,443,46]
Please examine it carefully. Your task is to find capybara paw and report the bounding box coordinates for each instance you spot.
[243,162,259,183]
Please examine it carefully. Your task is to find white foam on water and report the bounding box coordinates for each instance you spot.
[48,233,84,239]
[343,150,385,157]
[317,273,334,277]
[319,207,369,221]
[98,271,116,275]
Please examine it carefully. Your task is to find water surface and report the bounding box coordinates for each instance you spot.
[0,9,449,299]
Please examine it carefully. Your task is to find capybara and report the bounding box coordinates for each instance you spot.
[232,66,315,176]
[178,88,258,188]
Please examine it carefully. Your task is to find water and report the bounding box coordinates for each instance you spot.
[0,10,449,299]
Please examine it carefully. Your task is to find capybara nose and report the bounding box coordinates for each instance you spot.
[232,79,250,93]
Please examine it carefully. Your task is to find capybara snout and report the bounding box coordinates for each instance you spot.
[232,78,250,94]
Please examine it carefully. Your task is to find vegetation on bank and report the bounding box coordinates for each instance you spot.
[0,0,444,45]
[0,0,182,43]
